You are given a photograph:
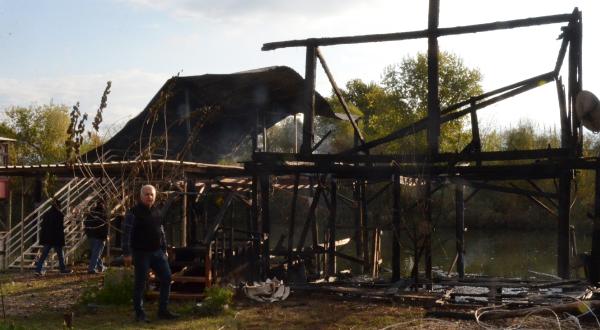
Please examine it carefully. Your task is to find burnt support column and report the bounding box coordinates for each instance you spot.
[591,165,600,284]
[424,0,440,285]
[392,174,402,282]
[455,184,465,278]
[558,171,571,279]
[424,182,433,282]
[301,45,317,155]
[327,178,337,276]
[288,174,300,258]
[181,180,188,247]
[260,175,271,279]
[361,181,369,273]
[427,0,440,156]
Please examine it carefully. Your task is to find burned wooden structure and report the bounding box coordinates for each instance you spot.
[248,1,595,286]
[0,2,597,305]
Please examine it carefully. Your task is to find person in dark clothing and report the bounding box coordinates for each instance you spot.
[84,200,108,274]
[34,199,72,275]
[122,184,178,322]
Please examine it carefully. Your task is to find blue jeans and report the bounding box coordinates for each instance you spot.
[88,238,106,272]
[132,249,172,314]
[35,245,66,272]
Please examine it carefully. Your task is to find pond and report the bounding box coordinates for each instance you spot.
[271,224,592,279]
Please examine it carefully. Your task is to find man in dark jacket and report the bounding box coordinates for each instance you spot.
[34,198,72,275]
[122,184,178,322]
[84,200,108,274]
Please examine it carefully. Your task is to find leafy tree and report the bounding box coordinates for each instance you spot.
[0,104,71,164]
[327,51,483,154]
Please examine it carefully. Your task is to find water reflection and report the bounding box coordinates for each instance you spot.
[271,224,591,278]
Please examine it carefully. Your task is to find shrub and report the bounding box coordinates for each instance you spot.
[196,286,234,316]
[80,268,134,305]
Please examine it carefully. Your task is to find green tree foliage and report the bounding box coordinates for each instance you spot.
[0,104,71,164]
[328,52,483,154]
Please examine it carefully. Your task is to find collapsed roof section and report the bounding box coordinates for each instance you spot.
[91,66,336,163]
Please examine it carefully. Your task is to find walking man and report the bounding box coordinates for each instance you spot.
[122,184,178,322]
[84,200,108,274]
[35,198,72,275]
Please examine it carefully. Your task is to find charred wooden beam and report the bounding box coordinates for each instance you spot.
[443,71,555,115]
[392,174,401,282]
[254,147,568,164]
[428,0,440,157]
[342,74,555,154]
[247,162,564,181]
[262,13,572,50]
[202,192,234,244]
[510,183,558,217]
[316,48,365,144]
[527,180,559,209]
[591,163,600,284]
[311,130,333,152]
[287,174,300,257]
[361,181,369,273]
[327,178,337,276]
[455,184,465,278]
[301,45,317,154]
[260,175,271,278]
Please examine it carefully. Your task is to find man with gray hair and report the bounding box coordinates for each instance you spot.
[122,184,178,322]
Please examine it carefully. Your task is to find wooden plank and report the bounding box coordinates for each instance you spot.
[392,174,401,282]
[262,13,572,50]
[427,0,440,157]
[455,184,465,278]
[316,48,365,144]
[301,45,317,154]
[327,179,337,276]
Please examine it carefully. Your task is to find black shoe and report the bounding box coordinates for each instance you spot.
[60,269,73,274]
[135,312,149,323]
[87,269,99,274]
[34,271,44,277]
[157,310,179,320]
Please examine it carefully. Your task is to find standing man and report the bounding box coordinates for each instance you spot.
[122,184,178,322]
[34,198,72,275]
[84,200,108,274]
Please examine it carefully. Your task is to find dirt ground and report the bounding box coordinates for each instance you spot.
[0,268,593,329]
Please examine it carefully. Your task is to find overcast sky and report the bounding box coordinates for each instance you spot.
[0,0,598,136]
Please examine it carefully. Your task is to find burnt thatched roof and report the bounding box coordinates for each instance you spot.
[90,66,335,163]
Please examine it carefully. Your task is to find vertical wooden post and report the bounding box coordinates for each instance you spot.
[288,174,300,258]
[301,45,317,155]
[6,190,12,270]
[568,9,582,155]
[427,0,440,157]
[361,181,369,273]
[424,182,433,282]
[181,180,188,247]
[392,174,402,282]
[424,0,439,286]
[327,178,337,276]
[259,175,270,279]
[558,172,571,279]
[591,164,600,284]
[455,184,465,278]
[353,181,363,265]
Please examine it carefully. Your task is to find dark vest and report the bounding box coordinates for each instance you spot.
[130,203,162,252]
